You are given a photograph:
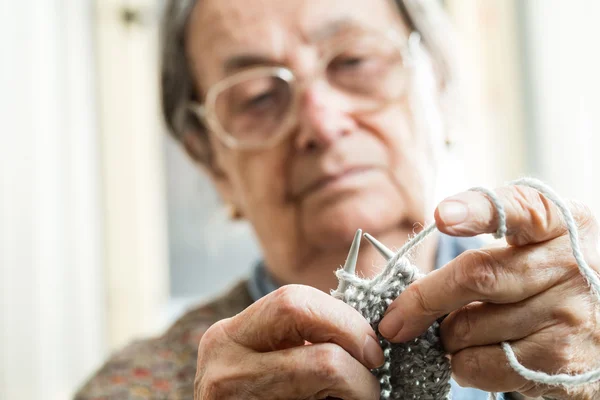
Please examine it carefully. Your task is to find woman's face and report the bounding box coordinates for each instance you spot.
[186,0,443,264]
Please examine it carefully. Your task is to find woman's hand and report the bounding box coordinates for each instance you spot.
[194,284,384,400]
[378,185,600,399]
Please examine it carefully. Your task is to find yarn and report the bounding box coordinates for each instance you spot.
[331,177,600,400]
[332,224,451,399]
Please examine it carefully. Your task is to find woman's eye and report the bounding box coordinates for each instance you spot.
[242,91,276,112]
[332,56,366,70]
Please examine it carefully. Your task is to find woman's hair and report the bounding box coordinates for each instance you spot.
[160,0,458,167]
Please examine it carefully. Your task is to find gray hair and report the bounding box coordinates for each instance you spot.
[160,0,458,166]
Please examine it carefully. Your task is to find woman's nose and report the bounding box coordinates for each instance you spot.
[294,82,357,152]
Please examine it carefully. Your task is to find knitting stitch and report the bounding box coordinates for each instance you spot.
[332,178,600,400]
[332,224,451,399]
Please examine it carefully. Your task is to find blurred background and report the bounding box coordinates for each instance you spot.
[1,0,598,399]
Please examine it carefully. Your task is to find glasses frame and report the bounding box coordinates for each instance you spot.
[188,29,417,151]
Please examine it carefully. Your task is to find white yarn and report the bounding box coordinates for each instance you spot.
[483,178,600,399]
[333,177,600,399]
[468,187,507,239]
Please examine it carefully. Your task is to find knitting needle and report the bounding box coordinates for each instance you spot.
[363,232,395,261]
[364,233,450,324]
[335,229,362,293]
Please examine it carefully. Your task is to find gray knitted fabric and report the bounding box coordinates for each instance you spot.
[331,232,452,400]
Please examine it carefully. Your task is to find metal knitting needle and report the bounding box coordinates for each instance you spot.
[363,232,395,261]
[335,229,362,293]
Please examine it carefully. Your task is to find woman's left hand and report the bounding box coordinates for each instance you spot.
[378,185,600,399]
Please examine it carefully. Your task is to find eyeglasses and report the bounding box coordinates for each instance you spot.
[188,29,416,150]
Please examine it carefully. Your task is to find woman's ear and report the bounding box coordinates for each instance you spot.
[181,129,210,166]
[181,130,244,219]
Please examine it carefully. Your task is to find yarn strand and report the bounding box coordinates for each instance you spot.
[481,178,600,398]
[333,177,600,399]
[373,223,438,286]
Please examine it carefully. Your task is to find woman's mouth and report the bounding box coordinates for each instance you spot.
[295,166,379,199]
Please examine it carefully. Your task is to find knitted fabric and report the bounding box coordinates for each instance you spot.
[332,223,451,400]
[332,251,451,399]
[332,178,600,400]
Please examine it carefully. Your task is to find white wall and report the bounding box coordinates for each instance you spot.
[523,0,600,216]
[0,1,106,399]
[445,0,528,188]
[95,0,170,352]
[445,0,600,216]
[94,0,252,355]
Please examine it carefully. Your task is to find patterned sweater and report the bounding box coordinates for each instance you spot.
[75,280,252,400]
[76,235,530,400]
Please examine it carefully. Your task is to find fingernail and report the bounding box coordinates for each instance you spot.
[438,200,468,226]
[363,335,385,369]
[378,307,404,340]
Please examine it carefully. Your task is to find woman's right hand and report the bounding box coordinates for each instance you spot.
[194,284,384,400]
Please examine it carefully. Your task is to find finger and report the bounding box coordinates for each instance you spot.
[435,185,570,246]
[379,240,576,342]
[258,343,381,400]
[195,342,380,400]
[451,340,557,398]
[225,284,385,369]
[451,343,532,395]
[440,290,559,354]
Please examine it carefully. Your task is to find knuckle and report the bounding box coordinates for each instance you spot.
[195,371,216,399]
[405,280,442,316]
[546,336,574,367]
[512,185,548,221]
[451,349,481,388]
[270,284,307,317]
[195,369,222,399]
[510,185,554,241]
[198,321,224,354]
[199,318,233,351]
[534,326,577,368]
[197,371,239,400]
[313,344,346,384]
[454,250,500,296]
[551,295,596,331]
[449,305,477,350]
[195,323,229,399]
[551,303,589,328]
[196,355,257,400]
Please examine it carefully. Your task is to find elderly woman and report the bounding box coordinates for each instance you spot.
[76,0,600,399]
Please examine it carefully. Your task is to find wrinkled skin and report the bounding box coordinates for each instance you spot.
[186,0,433,397]
[380,186,600,399]
[185,0,441,294]
[195,286,384,400]
[183,0,600,398]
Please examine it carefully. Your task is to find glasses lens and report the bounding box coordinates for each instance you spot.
[213,73,292,147]
[326,34,406,110]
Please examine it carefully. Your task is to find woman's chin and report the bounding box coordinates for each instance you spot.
[300,189,405,247]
